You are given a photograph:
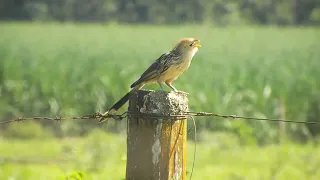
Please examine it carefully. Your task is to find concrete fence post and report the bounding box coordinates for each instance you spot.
[126,90,188,180]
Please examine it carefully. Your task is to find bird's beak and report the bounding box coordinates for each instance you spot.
[193,39,201,48]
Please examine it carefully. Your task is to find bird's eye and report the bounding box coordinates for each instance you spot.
[189,43,193,46]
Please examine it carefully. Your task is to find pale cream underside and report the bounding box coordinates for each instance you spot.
[157,47,198,83]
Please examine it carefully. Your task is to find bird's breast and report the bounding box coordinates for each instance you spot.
[158,48,198,82]
[158,58,191,82]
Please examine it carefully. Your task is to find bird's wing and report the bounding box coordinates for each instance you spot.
[130,52,176,88]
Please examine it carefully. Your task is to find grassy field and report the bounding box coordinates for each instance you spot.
[0,23,320,179]
[1,23,319,142]
[1,131,320,180]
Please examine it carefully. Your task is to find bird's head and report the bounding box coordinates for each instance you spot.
[172,38,201,55]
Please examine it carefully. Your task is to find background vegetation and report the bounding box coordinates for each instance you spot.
[1,130,320,179]
[1,23,319,143]
[1,0,320,25]
[0,0,319,179]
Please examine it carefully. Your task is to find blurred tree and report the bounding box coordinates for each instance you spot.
[0,0,30,20]
[0,0,318,25]
[293,0,318,24]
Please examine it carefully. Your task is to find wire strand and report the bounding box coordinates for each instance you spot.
[1,111,320,125]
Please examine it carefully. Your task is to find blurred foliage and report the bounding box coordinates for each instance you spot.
[63,172,86,180]
[1,121,53,139]
[197,131,240,148]
[0,23,319,144]
[0,132,319,179]
[0,0,319,25]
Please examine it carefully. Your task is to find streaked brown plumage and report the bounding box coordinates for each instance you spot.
[99,38,201,122]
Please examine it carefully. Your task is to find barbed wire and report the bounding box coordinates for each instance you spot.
[1,110,320,125]
[1,110,319,180]
[0,112,118,124]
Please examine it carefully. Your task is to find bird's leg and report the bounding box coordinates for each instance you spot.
[157,81,164,91]
[165,81,178,92]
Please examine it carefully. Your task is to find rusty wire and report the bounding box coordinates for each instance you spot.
[1,111,320,124]
[0,112,125,124]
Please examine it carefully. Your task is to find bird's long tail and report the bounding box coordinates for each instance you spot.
[99,84,144,122]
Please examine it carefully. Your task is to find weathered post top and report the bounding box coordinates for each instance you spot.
[126,90,188,180]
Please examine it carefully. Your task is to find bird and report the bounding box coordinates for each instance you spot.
[99,38,201,122]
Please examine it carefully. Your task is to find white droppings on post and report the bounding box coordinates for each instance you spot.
[174,151,182,180]
[152,122,162,165]
[152,138,161,165]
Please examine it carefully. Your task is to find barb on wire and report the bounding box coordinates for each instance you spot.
[1,110,320,125]
[0,111,127,125]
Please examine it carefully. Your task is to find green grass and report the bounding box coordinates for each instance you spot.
[0,131,319,179]
[1,22,320,179]
[1,23,319,142]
